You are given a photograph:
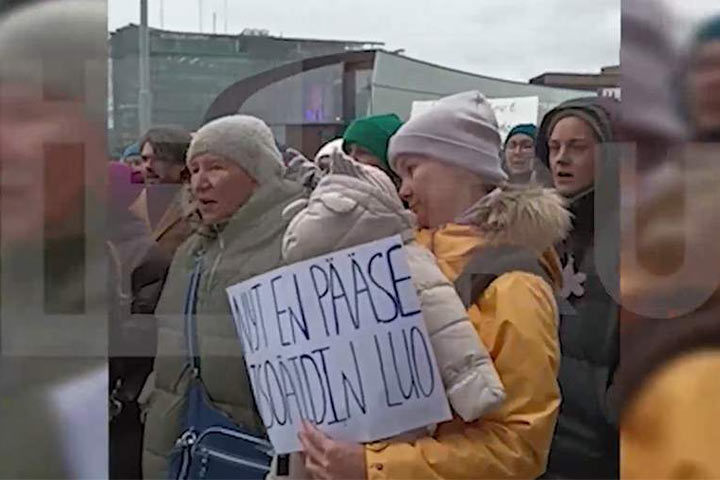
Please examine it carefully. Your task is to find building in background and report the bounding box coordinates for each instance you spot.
[0,0,34,14]
[529,65,620,99]
[207,49,588,155]
[110,25,589,157]
[109,25,381,154]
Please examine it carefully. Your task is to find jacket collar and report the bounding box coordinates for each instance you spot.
[568,187,595,239]
[455,185,572,255]
[151,187,195,241]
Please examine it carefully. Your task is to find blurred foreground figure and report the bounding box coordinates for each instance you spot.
[0,1,108,478]
[686,15,720,141]
[619,2,720,478]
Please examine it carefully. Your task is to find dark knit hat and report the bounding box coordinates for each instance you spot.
[342,113,403,169]
[696,15,720,44]
[504,124,537,148]
[536,97,619,168]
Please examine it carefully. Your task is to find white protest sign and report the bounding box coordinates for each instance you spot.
[487,96,540,143]
[410,100,439,118]
[226,235,452,454]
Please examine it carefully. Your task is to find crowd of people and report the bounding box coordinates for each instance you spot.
[106,12,720,476]
[107,87,623,479]
[1,0,720,479]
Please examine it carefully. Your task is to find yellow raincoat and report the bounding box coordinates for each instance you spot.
[622,352,720,479]
[365,188,569,479]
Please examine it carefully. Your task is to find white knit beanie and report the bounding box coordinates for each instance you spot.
[388,90,508,185]
[187,115,284,185]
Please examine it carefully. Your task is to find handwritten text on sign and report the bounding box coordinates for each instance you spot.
[226,235,451,454]
[487,96,540,143]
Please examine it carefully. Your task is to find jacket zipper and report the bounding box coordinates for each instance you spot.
[196,426,273,454]
[204,225,225,296]
[196,446,271,472]
[185,257,203,375]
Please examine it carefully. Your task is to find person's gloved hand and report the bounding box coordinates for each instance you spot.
[284,148,325,190]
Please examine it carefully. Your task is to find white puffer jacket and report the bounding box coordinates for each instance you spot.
[282,155,505,428]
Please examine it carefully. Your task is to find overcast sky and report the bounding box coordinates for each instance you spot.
[108,0,719,82]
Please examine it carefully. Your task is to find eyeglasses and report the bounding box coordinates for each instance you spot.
[505,141,535,152]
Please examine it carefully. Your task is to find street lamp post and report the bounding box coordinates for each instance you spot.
[138,0,152,136]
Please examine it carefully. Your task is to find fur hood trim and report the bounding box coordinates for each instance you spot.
[456,186,571,254]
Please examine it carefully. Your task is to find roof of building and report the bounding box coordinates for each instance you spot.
[111,24,384,47]
[529,65,619,83]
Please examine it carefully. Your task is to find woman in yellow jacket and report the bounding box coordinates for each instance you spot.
[297,91,571,479]
[621,314,720,479]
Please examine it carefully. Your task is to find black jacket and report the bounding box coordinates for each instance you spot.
[547,191,619,479]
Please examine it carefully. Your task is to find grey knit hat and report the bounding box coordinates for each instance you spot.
[187,115,284,185]
[388,90,508,185]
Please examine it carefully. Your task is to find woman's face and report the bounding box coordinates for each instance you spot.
[348,144,383,169]
[188,153,258,225]
[504,133,536,175]
[395,154,482,228]
[140,141,185,185]
[124,154,144,184]
[549,116,598,197]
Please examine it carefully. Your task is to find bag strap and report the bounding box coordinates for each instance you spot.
[454,244,575,315]
[453,245,547,307]
[184,256,204,378]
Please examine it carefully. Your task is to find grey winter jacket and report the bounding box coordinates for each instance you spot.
[141,175,305,479]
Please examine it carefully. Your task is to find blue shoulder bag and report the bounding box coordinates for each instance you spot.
[167,257,273,479]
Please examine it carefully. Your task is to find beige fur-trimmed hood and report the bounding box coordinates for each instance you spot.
[456,185,572,255]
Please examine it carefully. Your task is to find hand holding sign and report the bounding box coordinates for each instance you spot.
[298,421,366,480]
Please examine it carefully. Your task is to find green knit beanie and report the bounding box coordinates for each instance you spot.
[343,113,403,168]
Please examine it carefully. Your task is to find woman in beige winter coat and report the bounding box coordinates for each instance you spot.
[141,115,306,478]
